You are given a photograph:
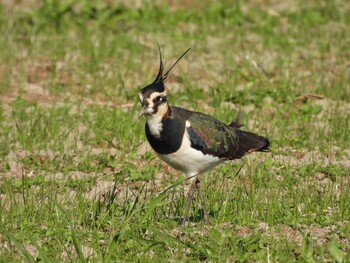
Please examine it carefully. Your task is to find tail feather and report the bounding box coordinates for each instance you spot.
[229,112,245,129]
[234,130,270,158]
[228,113,270,158]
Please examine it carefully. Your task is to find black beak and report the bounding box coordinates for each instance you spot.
[138,104,149,118]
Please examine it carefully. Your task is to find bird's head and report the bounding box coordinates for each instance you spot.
[138,44,190,118]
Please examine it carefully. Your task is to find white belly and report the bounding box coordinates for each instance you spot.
[157,129,223,176]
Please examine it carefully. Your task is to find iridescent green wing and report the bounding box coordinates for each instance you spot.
[187,112,240,159]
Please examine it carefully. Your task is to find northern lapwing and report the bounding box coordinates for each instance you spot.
[138,45,270,226]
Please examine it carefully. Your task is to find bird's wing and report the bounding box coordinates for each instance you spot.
[171,106,270,160]
[186,113,240,159]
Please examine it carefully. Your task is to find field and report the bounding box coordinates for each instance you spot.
[0,0,349,262]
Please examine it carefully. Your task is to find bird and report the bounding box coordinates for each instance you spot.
[138,44,270,226]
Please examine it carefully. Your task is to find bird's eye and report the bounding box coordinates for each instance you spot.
[154,96,162,103]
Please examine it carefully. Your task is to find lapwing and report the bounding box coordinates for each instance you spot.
[138,45,270,226]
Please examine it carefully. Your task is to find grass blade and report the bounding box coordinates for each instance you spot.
[70,226,87,263]
[3,230,36,263]
[328,239,345,263]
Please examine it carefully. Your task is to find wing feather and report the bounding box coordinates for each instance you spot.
[170,106,270,160]
[187,113,239,159]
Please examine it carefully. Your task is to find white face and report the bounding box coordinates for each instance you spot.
[139,90,168,116]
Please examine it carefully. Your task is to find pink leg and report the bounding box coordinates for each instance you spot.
[181,180,196,227]
[195,178,209,224]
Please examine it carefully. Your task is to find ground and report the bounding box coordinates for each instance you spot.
[0,0,349,262]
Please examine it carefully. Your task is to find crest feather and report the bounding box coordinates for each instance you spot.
[154,42,191,83]
[140,44,191,95]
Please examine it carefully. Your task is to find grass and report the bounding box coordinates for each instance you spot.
[0,0,350,262]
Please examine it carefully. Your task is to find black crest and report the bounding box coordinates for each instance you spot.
[140,43,191,95]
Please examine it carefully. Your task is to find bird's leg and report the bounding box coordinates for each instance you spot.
[194,178,209,224]
[181,179,196,227]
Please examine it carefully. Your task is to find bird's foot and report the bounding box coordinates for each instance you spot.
[180,217,188,227]
[202,217,212,226]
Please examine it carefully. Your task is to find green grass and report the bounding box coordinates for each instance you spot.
[1,0,350,262]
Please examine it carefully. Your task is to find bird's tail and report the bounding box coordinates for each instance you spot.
[228,114,270,157]
[229,122,271,158]
[235,130,270,156]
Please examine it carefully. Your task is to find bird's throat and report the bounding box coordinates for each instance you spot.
[145,102,170,138]
[146,114,163,138]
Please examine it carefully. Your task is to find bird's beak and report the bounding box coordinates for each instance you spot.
[138,104,148,118]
